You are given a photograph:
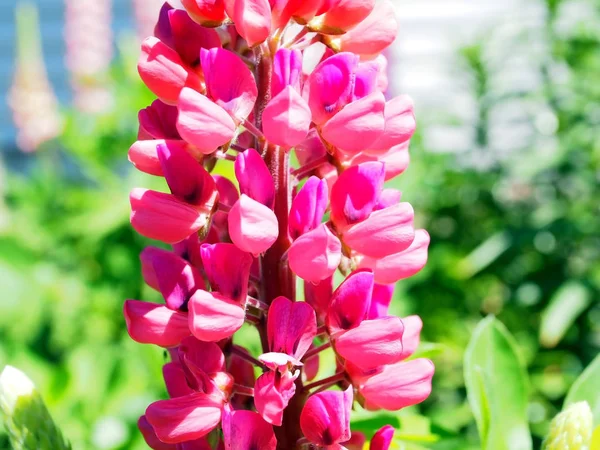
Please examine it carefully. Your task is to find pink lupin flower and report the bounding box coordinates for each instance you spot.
[300,386,353,448]
[370,425,395,450]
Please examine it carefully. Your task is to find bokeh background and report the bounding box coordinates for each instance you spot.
[0,0,599,448]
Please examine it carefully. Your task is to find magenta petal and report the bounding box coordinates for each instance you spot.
[304,276,333,322]
[254,370,297,426]
[232,0,272,47]
[200,48,258,120]
[124,300,190,347]
[222,409,277,450]
[263,87,312,148]
[138,415,175,450]
[327,269,374,333]
[370,95,415,152]
[188,290,245,342]
[321,92,386,155]
[335,317,404,370]
[234,148,275,208]
[145,393,222,444]
[360,358,434,411]
[300,386,353,446]
[370,425,395,450]
[267,296,317,360]
[138,99,180,140]
[176,87,237,153]
[289,176,328,240]
[359,229,430,284]
[399,315,423,360]
[288,224,342,283]
[163,362,195,398]
[169,9,221,67]
[200,243,253,304]
[343,203,415,258]
[367,283,395,319]
[130,188,209,244]
[228,195,279,255]
[272,48,303,97]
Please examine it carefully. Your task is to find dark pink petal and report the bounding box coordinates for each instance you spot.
[288,224,342,283]
[335,317,404,370]
[176,87,237,154]
[308,52,358,125]
[359,229,429,284]
[163,362,195,398]
[228,345,256,388]
[304,350,320,382]
[300,386,353,446]
[304,276,333,322]
[138,415,175,450]
[181,0,227,26]
[289,176,328,240]
[343,203,415,258]
[145,393,222,443]
[234,148,275,208]
[254,370,298,425]
[178,337,232,396]
[188,290,245,342]
[154,3,175,47]
[168,9,221,67]
[231,0,272,47]
[330,162,385,227]
[138,37,202,104]
[200,243,253,304]
[267,296,317,360]
[367,283,394,319]
[321,92,386,155]
[129,139,185,177]
[327,269,374,333]
[140,246,166,291]
[212,175,239,235]
[263,87,312,148]
[272,48,303,97]
[320,0,376,33]
[130,188,210,244]
[228,195,279,255]
[172,233,204,269]
[399,315,422,360]
[222,409,277,450]
[370,95,415,152]
[201,48,258,121]
[370,425,394,450]
[360,358,434,411]
[138,99,180,140]
[124,300,190,347]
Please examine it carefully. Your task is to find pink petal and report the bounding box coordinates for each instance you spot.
[234,148,275,208]
[263,87,312,148]
[367,283,394,319]
[303,349,320,382]
[304,276,333,322]
[145,393,222,443]
[201,48,258,120]
[178,337,233,397]
[124,300,190,347]
[295,128,328,166]
[289,176,329,240]
[181,0,227,26]
[319,0,376,33]
[326,269,374,334]
[272,48,303,97]
[200,243,253,304]
[258,352,303,371]
[352,60,380,101]
[351,141,410,181]
[370,95,415,153]
[222,409,277,450]
[138,37,201,104]
[335,317,404,370]
[130,188,210,244]
[360,358,434,411]
[128,139,179,176]
[359,229,429,284]
[289,0,323,22]
[228,345,256,388]
[343,203,415,258]
[370,425,395,450]
[188,290,245,341]
[140,246,163,291]
[330,161,385,227]
[228,195,279,255]
[308,52,358,125]
[399,315,423,360]
[212,175,240,234]
[169,9,222,66]
[288,224,342,283]
[267,296,317,360]
[232,0,271,47]
[321,92,386,155]
[176,87,237,154]
[163,362,195,398]
[138,99,180,140]
[172,233,204,269]
[300,386,353,446]
[138,415,175,450]
[254,370,297,426]
[343,432,366,450]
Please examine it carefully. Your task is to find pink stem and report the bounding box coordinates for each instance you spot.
[303,341,331,360]
[302,372,346,393]
[291,154,330,179]
[231,345,267,369]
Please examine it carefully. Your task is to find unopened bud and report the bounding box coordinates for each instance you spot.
[543,401,593,450]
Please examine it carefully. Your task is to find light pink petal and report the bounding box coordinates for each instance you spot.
[263,87,312,148]
[359,229,430,284]
[350,141,410,181]
[367,283,394,319]
[267,296,317,360]
[289,176,328,240]
[326,269,373,334]
[200,243,253,304]
[169,9,222,66]
[124,300,190,347]
[304,276,333,322]
[232,0,271,47]
[370,95,415,152]
[288,224,342,283]
[300,386,353,446]
[370,425,395,450]
[138,99,180,140]
[163,362,195,398]
[399,315,423,360]
[352,60,380,100]
[145,393,222,443]
[188,290,245,341]
[228,195,279,255]
[234,148,275,208]
[138,415,176,450]
[176,87,237,154]
[130,188,210,244]
[128,139,166,176]
[321,92,386,155]
[138,37,201,104]
[360,358,434,411]
[181,0,227,26]
[335,317,404,370]
[222,409,277,450]
[272,48,303,97]
[258,352,303,371]
[320,0,376,33]
[374,189,401,211]
[343,203,415,258]
[200,48,258,120]
[254,371,297,426]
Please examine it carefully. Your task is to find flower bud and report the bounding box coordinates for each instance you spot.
[544,401,593,450]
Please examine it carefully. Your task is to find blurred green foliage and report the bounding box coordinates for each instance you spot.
[0,0,599,448]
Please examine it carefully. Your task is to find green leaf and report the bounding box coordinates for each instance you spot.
[539,281,592,348]
[464,316,532,450]
[564,354,600,426]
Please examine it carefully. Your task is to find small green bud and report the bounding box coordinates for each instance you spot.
[543,401,593,450]
[0,365,71,450]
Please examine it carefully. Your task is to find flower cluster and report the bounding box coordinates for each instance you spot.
[125,1,434,448]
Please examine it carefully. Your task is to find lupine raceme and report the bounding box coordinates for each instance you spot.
[125,1,434,448]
